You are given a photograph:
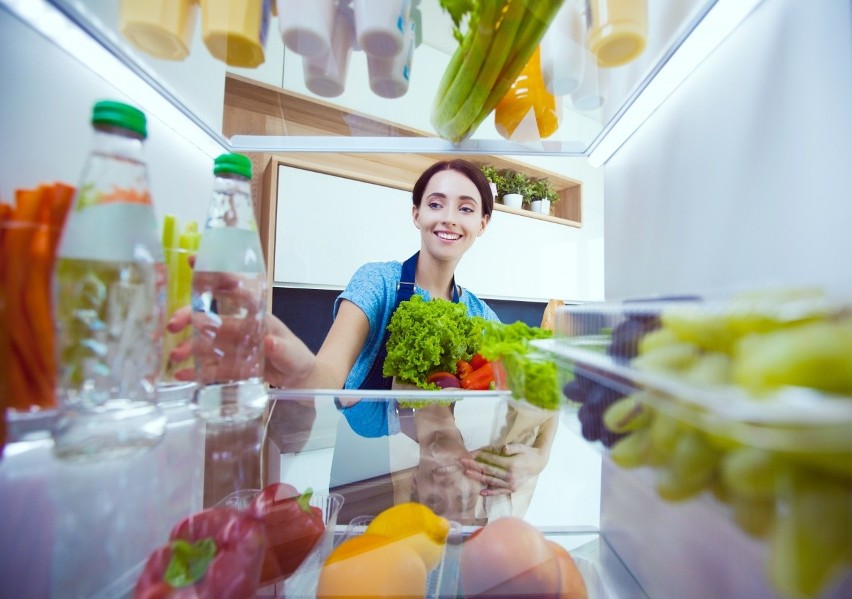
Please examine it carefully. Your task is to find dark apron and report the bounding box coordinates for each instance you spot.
[359,251,459,390]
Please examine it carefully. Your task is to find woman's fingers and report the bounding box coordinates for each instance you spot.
[460,457,512,489]
[263,320,317,389]
[167,305,192,334]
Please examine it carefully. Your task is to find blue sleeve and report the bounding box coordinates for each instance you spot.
[335,399,391,438]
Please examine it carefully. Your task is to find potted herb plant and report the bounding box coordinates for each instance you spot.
[497,169,531,209]
[544,182,560,214]
[479,163,500,199]
[530,177,557,214]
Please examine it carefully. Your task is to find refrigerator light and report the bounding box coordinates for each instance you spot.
[1,0,227,158]
[588,0,766,167]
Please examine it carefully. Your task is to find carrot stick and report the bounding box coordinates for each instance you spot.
[23,185,60,409]
[5,188,50,411]
[0,202,10,427]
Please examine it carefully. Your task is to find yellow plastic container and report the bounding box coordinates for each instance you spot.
[119,0,197,61]
[587,0,648,68]
[494,47,562,142]
[200,0,270,68]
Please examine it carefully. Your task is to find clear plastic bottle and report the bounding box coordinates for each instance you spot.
[192,153,268,423]
[53,100,167,460]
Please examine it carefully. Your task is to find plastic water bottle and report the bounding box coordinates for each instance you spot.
[52,100,167,460]
[192,153,268,423]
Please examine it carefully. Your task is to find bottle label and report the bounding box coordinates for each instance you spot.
[58,203,162,262]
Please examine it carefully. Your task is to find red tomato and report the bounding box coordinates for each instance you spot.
[247,483,326,585]
[460,517,561,598]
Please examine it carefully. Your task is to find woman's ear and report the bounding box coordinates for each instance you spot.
[477,214,490,237]
[413,205,421,229]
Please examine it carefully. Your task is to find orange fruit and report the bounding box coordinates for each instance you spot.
[364,502,450,570]
[317,533,427,598]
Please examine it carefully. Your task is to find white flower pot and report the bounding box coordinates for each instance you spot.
[502,193,523,209]
[530,199,543,213]
[537,199,551,214]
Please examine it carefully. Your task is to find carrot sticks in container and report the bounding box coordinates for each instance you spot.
[0,183,74,416]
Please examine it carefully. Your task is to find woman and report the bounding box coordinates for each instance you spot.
[169,158,498,393]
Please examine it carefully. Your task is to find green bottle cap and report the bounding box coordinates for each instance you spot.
[213,153,253,179]
[92,100,147,139]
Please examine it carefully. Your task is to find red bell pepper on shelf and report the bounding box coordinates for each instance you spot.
[133,508,266,599]
[247,483,326,585]
[461,361,495,390]
[456,359,474,380]
[470,353,489,370]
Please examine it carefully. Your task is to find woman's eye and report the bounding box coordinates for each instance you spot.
[428,201,443,210]
[460,206,474,214]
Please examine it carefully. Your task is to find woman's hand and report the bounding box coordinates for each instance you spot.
[166,309,318,389]
[459,443,550,496]
[460,415,558,496]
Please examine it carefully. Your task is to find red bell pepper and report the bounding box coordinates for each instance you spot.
[461,361,495,390]
[456,359,474,379]
[470,353,489,370]
[247,483,326,585]
[133,507,266,599]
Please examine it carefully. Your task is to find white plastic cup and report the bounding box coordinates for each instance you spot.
[571,52,609,112]
[367,18,414,99]
[541,1,586,96]
[277,0,335,57]
[354,0,410,58]
[304,3,355,97]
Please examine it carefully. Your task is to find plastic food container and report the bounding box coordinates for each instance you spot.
[119,0,198,61]
[532,291,852,599]
[200,0,270,68]
[586,0,648,68]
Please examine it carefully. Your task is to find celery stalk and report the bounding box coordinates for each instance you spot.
[440,0,527,140]
[431,0,563,143]
[161,213,178,252]
[431,1,499,139]
[474,0,563,129]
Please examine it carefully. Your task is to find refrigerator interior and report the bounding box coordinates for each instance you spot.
[1,0,851,597]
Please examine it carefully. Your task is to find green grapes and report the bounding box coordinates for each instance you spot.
[720,447,783,500]
[767,468,852,598]
[602,393,653,433]
[609,427,652,469]
[733,318,852,395]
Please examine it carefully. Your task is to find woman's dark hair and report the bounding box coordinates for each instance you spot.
[412,159,494,219]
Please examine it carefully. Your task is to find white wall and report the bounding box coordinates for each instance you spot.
[274,164,604,302]
[602,0,852,300]
[599,1,852,594]
[0,9,216,228]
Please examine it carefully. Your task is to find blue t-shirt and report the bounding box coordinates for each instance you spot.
[333,260,500,436]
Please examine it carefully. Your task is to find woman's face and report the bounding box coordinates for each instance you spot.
[412,427,484,524]
[413,169,489,263]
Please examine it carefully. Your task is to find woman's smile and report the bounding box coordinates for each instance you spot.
[435,230,462,241]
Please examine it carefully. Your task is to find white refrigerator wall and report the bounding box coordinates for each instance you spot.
[0,11,215,227]
[603,0,852,301]
[599,1,852,597]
